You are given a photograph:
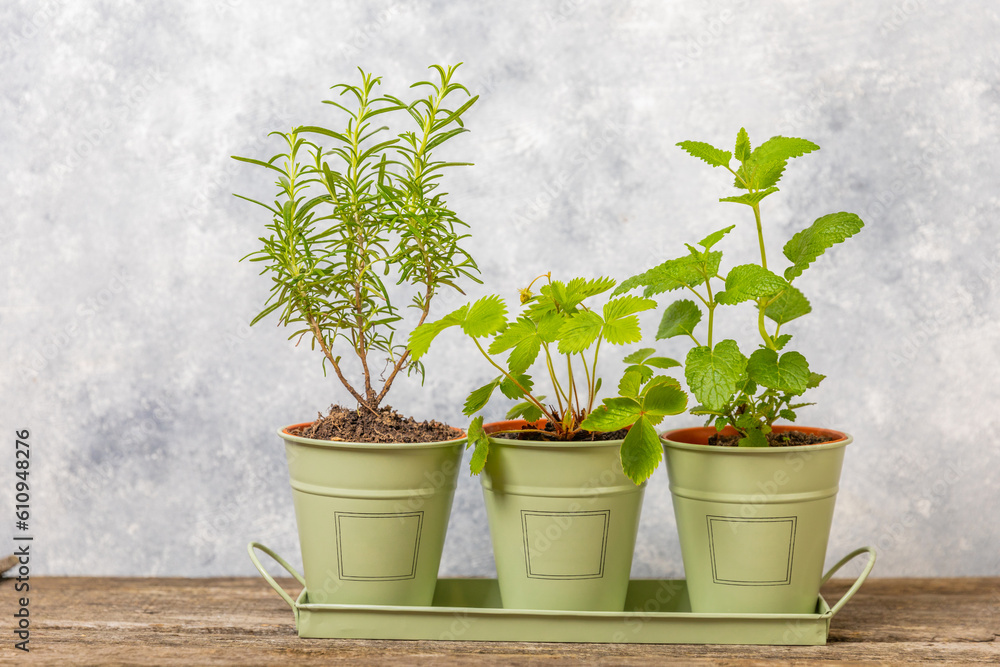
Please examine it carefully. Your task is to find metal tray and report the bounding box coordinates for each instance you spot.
[249,543,875,645]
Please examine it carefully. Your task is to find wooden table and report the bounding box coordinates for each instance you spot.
[9,576,999,664]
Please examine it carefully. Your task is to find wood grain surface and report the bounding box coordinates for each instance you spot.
[3,576,997,665]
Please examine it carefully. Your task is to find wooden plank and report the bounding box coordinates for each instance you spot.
[3,576,996,665]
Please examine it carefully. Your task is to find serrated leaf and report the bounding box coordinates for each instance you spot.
[684,340,747,412]
[408,305,468,360]
[618,370,643,398]
[642,375,682,392]
[719,187,779,206]
[764,285,812,325]
[557,310,604,354]
[467,415,490,474]
[462,295,508,338]
[463,377,501,415]
[806,372,826,388]
[779,409,797,421]
[739,427,769,448]
[746,348,810,394]
[697,225,736,250]
[774,333,793,350]
[620,416,661,484]
[499,373,533,399]
[714,415,729,431]
[615,252,720,297]
[783,212,865,280]
[623,348,656,364]
[646,356,681,369]
[580,397,642,432]
[754,136,820,162]
[536,311,563,342]
[656,299,702,339]
[676,140,732,168]
[506,399,544,423]
[642,384,687,419]
[735,127,751,162]
[734,136,819,190]
[716,264,789,305]
[489,318,542,374]
[623,363,655,383]
[604,295,657,322]
[602,296,655,346]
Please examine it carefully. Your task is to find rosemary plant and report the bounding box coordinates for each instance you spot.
[233,64,479,414]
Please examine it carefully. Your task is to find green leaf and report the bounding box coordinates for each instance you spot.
[764,285,812,325]
[736,136,820,190]
[602,295,657,345]
[746,348,810,394]
[623,348,655,364]
[557,310,604,354]
[716,264,789,305]
[620,416,661,484]
[467,415,490,474]
[499,373,533,399]
[656,299,702,339]
[623,363,654,383]
[618,370,643,398]
[408,305,468,360]
[677,140,732,168]
[783,212,865,280]
[779,408,797,421]
[462,295,507,338]
[642,384,687,419]
[719,187,779,206]
[535,311,563,343]
[506,399,544,423]
[774,333,793,350]
[489,318,542,374]
[580,397,642,432]
[646,356,681,369]
[684,340,747,412]
[739,427,769,448]
[806,372,826,388]
[697,224,736,250]
[615,252,721,297]
[604,295,657,322]
[463,377,501,415]
[735,127,751,162]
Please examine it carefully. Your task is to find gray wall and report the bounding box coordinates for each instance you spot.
[2,0,998,578]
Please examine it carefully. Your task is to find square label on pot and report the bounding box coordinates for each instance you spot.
[707,515,796,586]
[521,510,610,580]
[335,511,423,581]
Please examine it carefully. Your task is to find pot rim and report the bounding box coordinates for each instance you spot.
[660,424,852,454]
[483,419,626,449]
[278,422,466,450]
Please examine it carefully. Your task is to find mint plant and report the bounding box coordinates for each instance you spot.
[409,274,688,483]
[233,65,479,415]
[616,129,863,447]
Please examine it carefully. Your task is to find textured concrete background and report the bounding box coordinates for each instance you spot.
[2,0,998,578]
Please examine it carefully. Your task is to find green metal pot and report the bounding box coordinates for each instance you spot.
[661,424,852,614]
[480,420,645,611]
[278,423,464,606]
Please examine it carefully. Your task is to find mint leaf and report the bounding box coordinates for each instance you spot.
[408,304,469,360]
[764,285,812,325]
[684,340,747,412]
[642,383,687,420]
[783,212,864,280]
[697,224,736,250]
[716,264,789,305]
[734,136,819,190]
[677,140,732,168]
[580,396,641,432]
[656,299,702,339]
[735,127,751,162]
[774,333,793,350]
[463,376,501,415]
[467,415,490,474]
[746,348,810,394]
[462,295,507,338]
[615,252,721,297]
[719,187,779,206]
[739,426,769,448]
[557,310,604,354]
[646,356,681,369]
[806,372,826,388]
[620,416,661,484]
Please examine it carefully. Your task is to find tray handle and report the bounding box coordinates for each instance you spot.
[820,546,876,618]
[247,542,306,611]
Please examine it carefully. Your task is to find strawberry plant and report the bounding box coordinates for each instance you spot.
[616,129,863,447]
[409,274,688,483]
[233,65,479,416]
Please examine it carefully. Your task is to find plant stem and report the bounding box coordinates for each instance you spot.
[473,338,557,424]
